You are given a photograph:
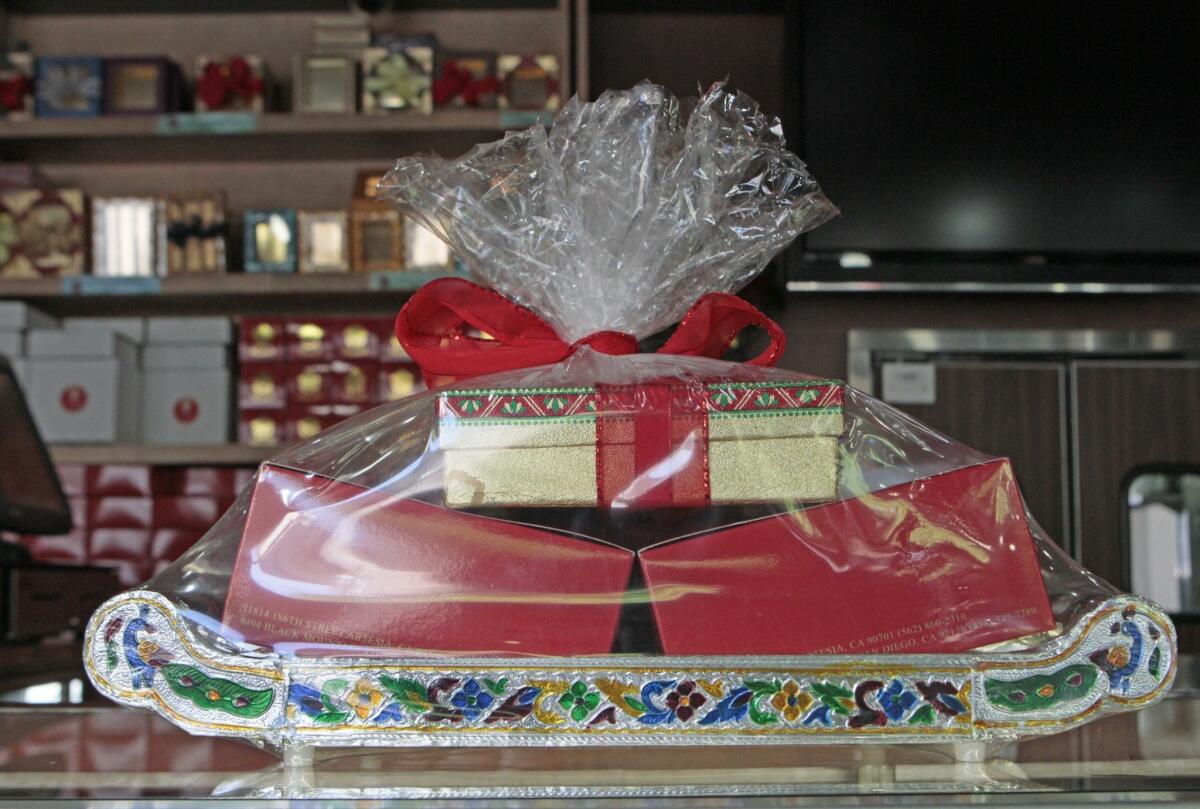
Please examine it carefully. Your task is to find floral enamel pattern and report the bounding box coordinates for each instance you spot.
[84,592,1175,749]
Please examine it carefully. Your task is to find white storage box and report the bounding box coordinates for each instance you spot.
[141,343,231,444]
[0,302,55,331]
[146,317,233,344]
[62,317,147,345]
[0,331,23,359]
[26,330,140,443]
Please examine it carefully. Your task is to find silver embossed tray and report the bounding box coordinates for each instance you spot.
[84,591,1176,758]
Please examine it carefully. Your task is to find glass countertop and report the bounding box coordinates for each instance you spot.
[0,657,1197,806]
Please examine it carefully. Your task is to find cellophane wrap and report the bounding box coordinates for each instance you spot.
[110,84,1168,747]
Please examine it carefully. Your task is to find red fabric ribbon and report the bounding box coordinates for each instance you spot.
[395,277,785,387]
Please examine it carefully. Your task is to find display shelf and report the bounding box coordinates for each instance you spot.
[49,443,272,466]
[0,110,508,141]
[0,270,452,316]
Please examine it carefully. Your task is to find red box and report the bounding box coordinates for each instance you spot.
[288,404,364,442]
[19,530,87,563]
[166,467,242,497]
[377,362,423,403]
[223,464,634,655]
[287,361,334,405]
[89,528,153,561]
[154,496,228,530]
[150,528,206,562]
[331,317,380,360]
[86,465,156,497]
[238,363,288,409]
[239,408,288,447]
[89,497,153,529]
[640,459,1055,656]
[238,317,286,362]
[288,360,377,405]
[286,318,334,361]
[56,464,87,496]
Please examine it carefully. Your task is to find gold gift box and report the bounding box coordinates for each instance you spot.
[438,380,844,508]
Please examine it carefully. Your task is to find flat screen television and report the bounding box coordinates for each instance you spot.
[791,1,1200,289]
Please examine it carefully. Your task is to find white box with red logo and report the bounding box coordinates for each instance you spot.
[26,330,141,443]
[141,343,232,444]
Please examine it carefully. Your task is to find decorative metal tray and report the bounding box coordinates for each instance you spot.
[84,591,1175,756]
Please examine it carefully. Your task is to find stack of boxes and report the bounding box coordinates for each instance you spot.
[0,301,55,387]
[141,317,233,444]
[18,464,250,587]
[238,315,423,446]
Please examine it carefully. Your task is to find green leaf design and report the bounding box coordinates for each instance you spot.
[755,392,778,407]
[748,692,778,725]
[542,396,567,413]
[105,642,118,672]
[626,697,647,714]
[744,679,781,696]
[314,710,350,725]
[1148,645,1163,680]
[796,388,819,403]
[380,675,432,712]
[908,704,935,725]
[711,389,736,408]
[460,399,482,414]
[501,399,526,415]
[810,681,854,715]
[322,678,349,697]
[984,664,1098,713]
[483,677,509,695]
[160,664,274,719]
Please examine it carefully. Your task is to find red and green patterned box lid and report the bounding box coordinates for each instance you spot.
[437,380,844,425]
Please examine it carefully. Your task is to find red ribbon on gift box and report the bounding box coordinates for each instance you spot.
[395,277,786,388]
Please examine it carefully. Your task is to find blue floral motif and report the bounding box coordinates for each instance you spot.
[636,680,679,725]
[450,678,494,720]
[288,683,326,718]
[372,702,405,723]
[878,679,919,722]
[802,704,833,726]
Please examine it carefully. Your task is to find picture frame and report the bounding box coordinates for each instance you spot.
[34,56,103,118]
[298,210,350,274]
[243,209,297,274]
[91,196,166,278]
[361,47,433,114]
[194,55,266,113]
[103,57,184,115]
[0,188,87,279]
[162,193,227,274]
[0,52,35,120]
[293,53,357,114]
[350,203,403,273]
[497,54,560,112]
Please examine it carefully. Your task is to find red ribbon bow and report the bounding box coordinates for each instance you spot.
[395,277,786,387]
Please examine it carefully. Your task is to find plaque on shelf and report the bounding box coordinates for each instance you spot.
[34,57,103,118]
[497,54,560,112]
[242,209,297,274]
[194,55,267,113]
[92,196,166,278]
[297,210,350,274]
[293,53,357,114]
[163,193,227,274]
[103,57,185,115]
[351,204,403,273]
[0,188,87,279]
[361,47,433,114]
[433,50,498,109]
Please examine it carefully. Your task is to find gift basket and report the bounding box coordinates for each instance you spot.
[84,82,1175,760]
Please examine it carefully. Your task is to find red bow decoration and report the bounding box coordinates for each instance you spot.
[0,74,33,113]
[395,277,786,388]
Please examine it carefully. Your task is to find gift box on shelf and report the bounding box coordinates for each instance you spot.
[288,403,365,441]
[0,188,87,279]
[438,379,844,508]
[92,197,167,278]
[34,57,103,117]
[102,56,185,115]
[239,407,287,447]
[238,317,286,362]
[140,344,232,445]
[194,55,266,113]
[25,329,140,443]
[0,51,34,120]
[238,362,288,409]
[162,194,227,275]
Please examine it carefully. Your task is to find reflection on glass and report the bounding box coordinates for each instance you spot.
[1127,470,1199,614]
[254,215,291,265]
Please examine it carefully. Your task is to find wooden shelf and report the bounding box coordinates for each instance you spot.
[0,270,452,316]
[49,443,272,466]
[0,110,510,141]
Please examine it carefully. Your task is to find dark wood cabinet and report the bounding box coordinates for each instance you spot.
[878,362,1069,547]
[1072,361,1200,590]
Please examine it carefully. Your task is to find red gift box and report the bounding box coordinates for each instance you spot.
[331,317,380,360]
[289,360,377,406]
[19,530,87,563]
[640,458,1055,656]
[86,465,157,497]
[89,528,152,561]
[286,318,334,361]
[222,464,634,655]
[88,497,152,529]
[378,362,423,402]
[238,363,288,409]
[239,408,287,447]
[238,317,286,362]
[162,467,242,497]
[288,404,365,442]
